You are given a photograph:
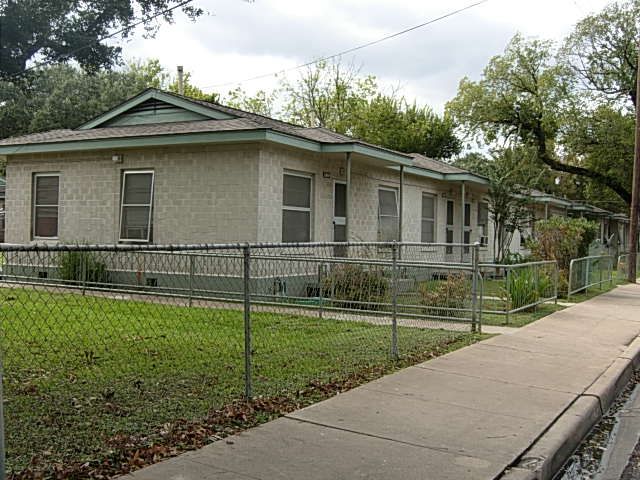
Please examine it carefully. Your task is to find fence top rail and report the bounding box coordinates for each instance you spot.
[569,255,614,264]
[479,260,557,268]
[0,241,478,253]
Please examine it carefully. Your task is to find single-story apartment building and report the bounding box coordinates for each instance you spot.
[0,87,630,266]
[0,88,492,260]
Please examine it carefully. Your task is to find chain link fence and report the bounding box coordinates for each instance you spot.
[568,254,615,300]
[479,261,559,325]
[617,252,640,281]
[0,241,485,478]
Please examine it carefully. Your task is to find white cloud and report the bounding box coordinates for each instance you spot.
[122,0,612,111]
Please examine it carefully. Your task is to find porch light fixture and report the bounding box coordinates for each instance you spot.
[323,171,331,179]
[339,167,345,176]
[112,154,124,164]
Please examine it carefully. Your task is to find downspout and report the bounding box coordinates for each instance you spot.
[399,165,404,242]
[345,153,351,243]
[461,181,466,262]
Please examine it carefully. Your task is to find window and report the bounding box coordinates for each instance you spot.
[477,202,489,246]
[446,200,454,254]
[33,173,60,238]
[120,171,154,242]
[463,203,472,253]
[282,172,312,242]
[378,187,399,242]
[421,193,436,243]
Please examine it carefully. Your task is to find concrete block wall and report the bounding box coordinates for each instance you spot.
[255,145,490,248]
[5,144,261,244]
[6,142,491,254]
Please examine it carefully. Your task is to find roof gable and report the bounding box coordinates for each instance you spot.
[78,89,236,130]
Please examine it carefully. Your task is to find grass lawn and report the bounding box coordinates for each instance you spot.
[1,286,484,477]
[481,302,566,327]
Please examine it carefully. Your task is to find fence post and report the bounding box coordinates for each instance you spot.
[391,241,399,360]
[554,262,559,304]
[585,259,590,295]
[242,245,252,400]
[317,263,324,319]
[188,255,194,307]
[610,256,614,287]
[599,257,603,290]
[505,267,511,325]
[81,252,87,296]
[0,352,5,480]
[471,243,479,334]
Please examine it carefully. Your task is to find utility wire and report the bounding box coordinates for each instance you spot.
[203,0,489,90]
[13,0,194,78]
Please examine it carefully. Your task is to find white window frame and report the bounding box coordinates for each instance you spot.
[282,171,313,242]
[119,170,155,243]
[32,172,60,240]
[421,192,436,243]
[378,186,399,242]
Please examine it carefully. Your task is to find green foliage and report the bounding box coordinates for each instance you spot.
[499,252,528,265]
[323,264,389,310]
[0,60,212,140]
[419,273,468,318]
[447,1,640,206]
[527,216,599,272]
[226,87,277,117]
[478,148,539,263]
[59,251,110,285]
[501,267,552,311]
[0,0,204,77]
[228,59,461,158]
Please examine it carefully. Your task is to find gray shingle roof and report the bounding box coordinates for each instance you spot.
[0,89,412,165]
[409,153,469,174]
[0,118,263,146]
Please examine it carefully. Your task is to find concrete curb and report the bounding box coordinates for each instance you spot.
[500,337,640,480]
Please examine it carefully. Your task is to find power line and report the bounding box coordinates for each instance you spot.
[202,0,489,90]
[13,0,194,78]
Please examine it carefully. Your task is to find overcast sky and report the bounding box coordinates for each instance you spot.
[124,0,613,111]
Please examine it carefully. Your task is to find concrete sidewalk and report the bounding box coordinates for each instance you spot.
[124,284,640,480]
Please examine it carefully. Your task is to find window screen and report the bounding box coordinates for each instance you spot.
[282,173,312,242]
[464,203,471,227]
[120,171,154,242]
[446,200,454,226]
[421,193,436,243]
[378,188,399,242]
[33,174,59,238]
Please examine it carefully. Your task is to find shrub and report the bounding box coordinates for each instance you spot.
[59,251,110,285]
[527,217,598,272]
[419,273,468,318]
[323,264,389,310]
[527,217,598,296]
[501,267,552,311]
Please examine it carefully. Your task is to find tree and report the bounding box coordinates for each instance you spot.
[447,21,636,204]
[457,148,539,263]
[281,60,377,134]
[0,0,204,78]
[350,95,461,158]
[277,59,461,158]
[0,59,208,139]
[560,0,639,107]
[225,87,277,117]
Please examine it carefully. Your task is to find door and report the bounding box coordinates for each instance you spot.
[333,182,347,256]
